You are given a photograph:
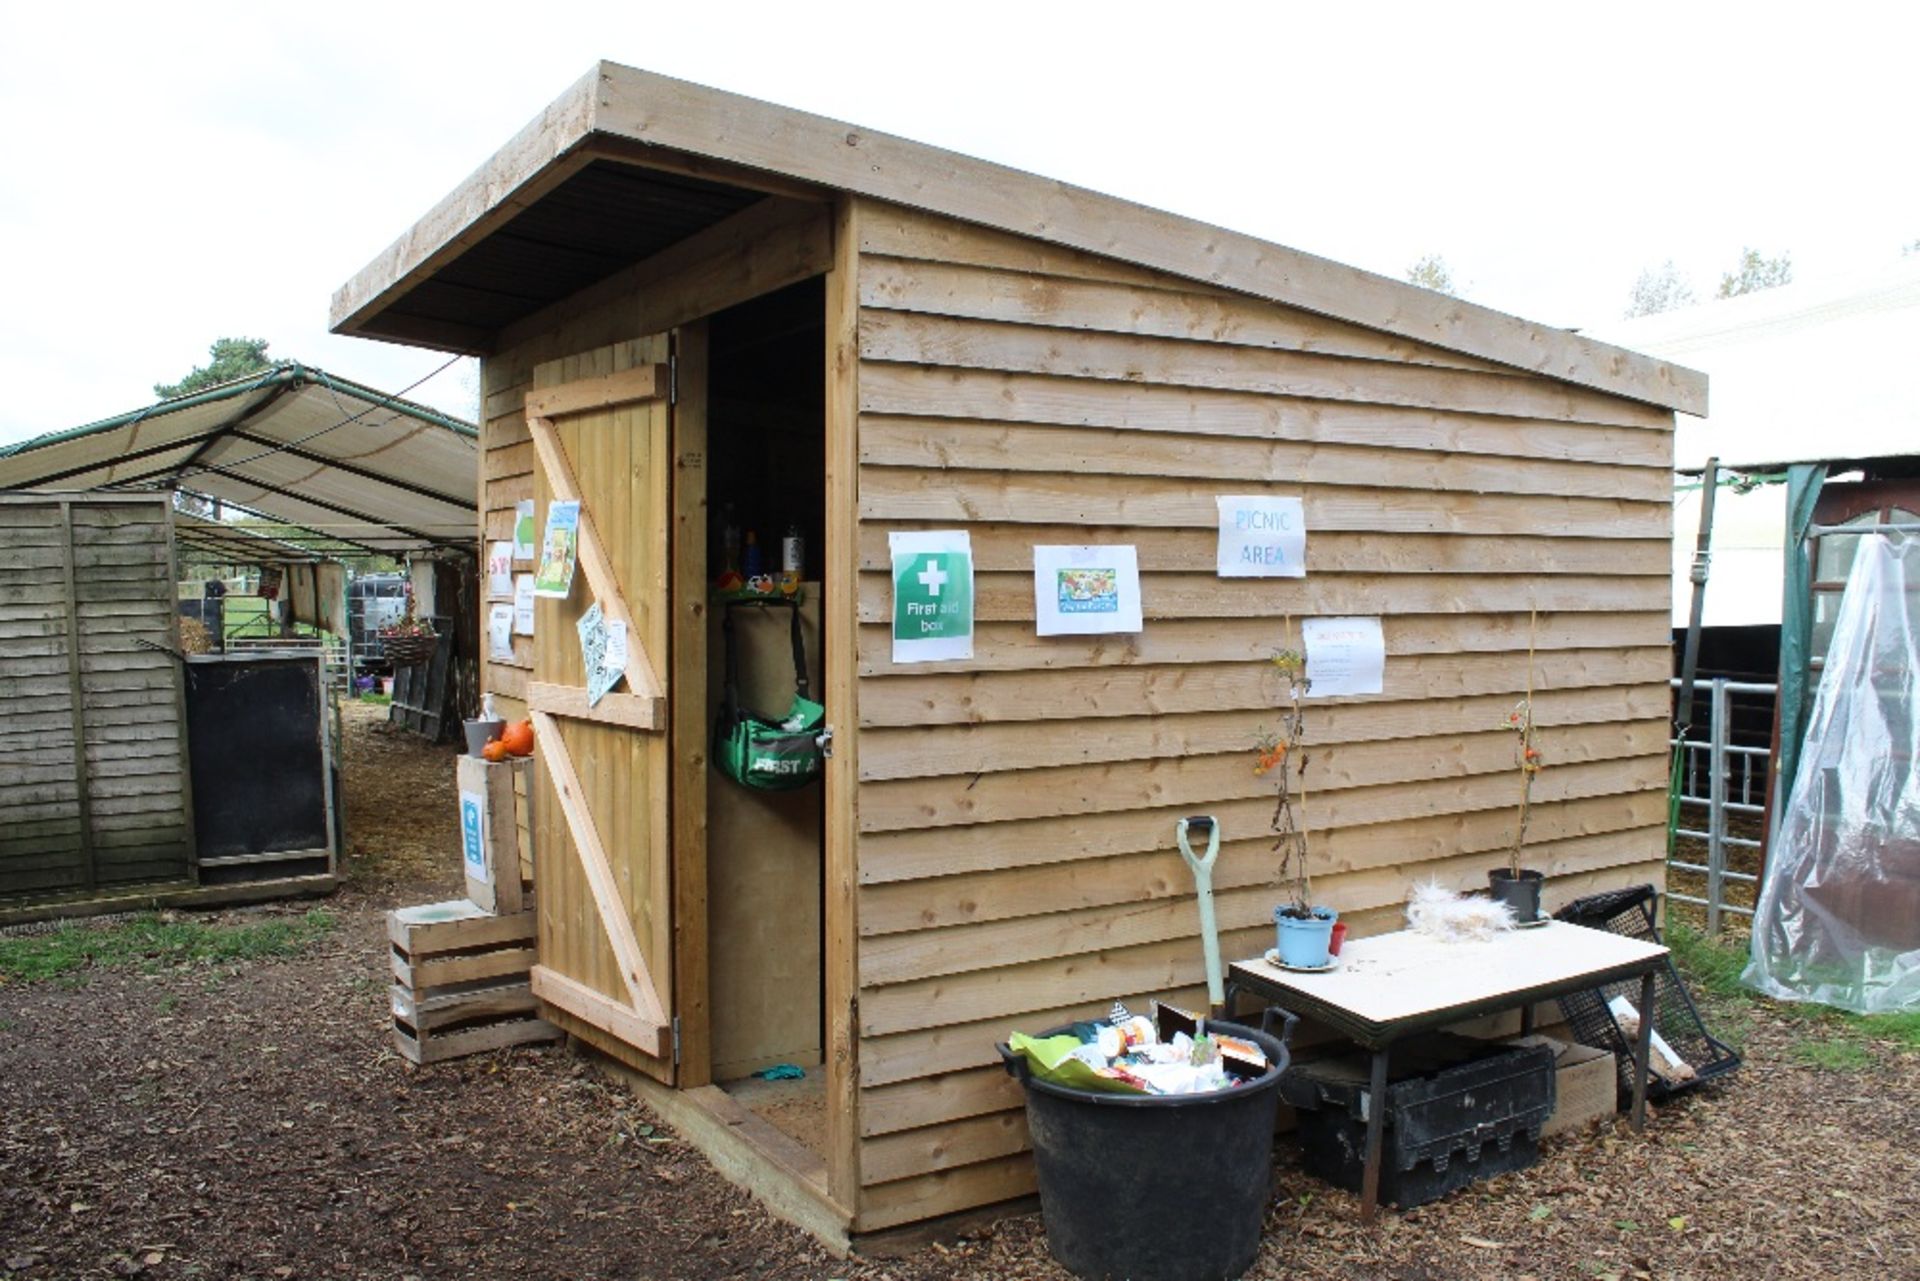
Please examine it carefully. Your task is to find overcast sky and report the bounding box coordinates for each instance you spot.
[2,3,1913,444]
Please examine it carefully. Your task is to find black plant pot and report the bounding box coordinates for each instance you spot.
[1487,867,1544,923]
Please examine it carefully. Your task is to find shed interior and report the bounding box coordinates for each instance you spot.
[703,277,830,1150]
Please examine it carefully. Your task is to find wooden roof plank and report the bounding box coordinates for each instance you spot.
[332,62,1707,415]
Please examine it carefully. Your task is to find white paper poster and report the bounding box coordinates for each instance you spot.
[1032,545,1143,636]
[1216,496,1306,578]
[575,602,628,707]
[487,603,515,661]
[512,574,536,635]
[513,499,537,560]
[459,789,490,884]
[486,541,514,599]
[1302,616,1385,697]
[889,530,974,663]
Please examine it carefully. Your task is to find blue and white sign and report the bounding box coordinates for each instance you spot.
[1216,495,1306,578]
[459,788,490,884]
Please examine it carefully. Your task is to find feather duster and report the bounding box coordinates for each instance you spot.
[1405,881,1517,943]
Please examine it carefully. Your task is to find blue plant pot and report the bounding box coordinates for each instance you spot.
[1274,905,1338,968]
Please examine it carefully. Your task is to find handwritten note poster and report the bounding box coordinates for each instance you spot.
[512,574,536,635]
[487,603,515,661]
[1302,617,1385,697]
[1216,496,1306,578]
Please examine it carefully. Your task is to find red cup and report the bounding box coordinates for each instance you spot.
[1328,921,1348,957]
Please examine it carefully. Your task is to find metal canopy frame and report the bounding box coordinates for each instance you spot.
[0,364,478,555]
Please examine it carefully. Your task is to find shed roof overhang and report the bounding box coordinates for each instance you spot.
[0,364,479,556]
[331,61,1706,416]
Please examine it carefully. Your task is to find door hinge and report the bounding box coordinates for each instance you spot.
[671,1015,682,1064]
[668,354,678,406]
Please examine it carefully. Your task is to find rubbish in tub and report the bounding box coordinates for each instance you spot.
[1606,995,1698,1083]
[1151,998,1269,1075]
[1008,1009,1255,1096]
[1215,1033,1268,1074]
[1405,880,1517,943]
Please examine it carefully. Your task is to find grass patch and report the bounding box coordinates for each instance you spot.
[1667,921,1748,1000]
[1856,1010,1920,1050]
[358,691,392,705]
[1790,1038,1875,1071]
[0,910,335,984]
[1668,916,1920,1061]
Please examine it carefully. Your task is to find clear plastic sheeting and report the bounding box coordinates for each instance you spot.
[1746,534,1920,1012]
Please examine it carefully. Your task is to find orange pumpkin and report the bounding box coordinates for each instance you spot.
[501,719,535,757]
[481,738,510,763]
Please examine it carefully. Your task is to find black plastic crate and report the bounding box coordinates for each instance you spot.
[1552,884,1742,1101]
[1281,1034,1555,1208]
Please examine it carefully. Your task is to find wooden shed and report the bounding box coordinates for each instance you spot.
[331,63,1707,1243]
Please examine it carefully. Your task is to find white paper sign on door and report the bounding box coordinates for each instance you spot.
[486,541,514,599]
[1216,496,1306,578]
[1302,617,1385,697]
[512,574,536,635]
[487,603,515,661]
[1032,545,1143,636]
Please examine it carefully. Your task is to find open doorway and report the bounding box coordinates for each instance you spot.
[696,277,828,1156]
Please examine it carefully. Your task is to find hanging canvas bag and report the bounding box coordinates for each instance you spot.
[713,598,825,790]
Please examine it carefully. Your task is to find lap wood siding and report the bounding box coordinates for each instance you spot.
[843,203,1673,1229]
[0,496,193,900]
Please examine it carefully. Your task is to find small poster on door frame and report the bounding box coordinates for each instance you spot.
[513,499,537,560]
[486,541,514,599]
[533,500,580,598]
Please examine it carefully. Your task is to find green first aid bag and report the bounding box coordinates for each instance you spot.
[713,599,825,791]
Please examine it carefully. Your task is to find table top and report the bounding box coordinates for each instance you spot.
[1229,921,1668,1045]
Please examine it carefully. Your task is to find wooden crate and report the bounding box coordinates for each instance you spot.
[388,899,558,1064]
[457,756,530,915]
[1508,1034,1618,1137]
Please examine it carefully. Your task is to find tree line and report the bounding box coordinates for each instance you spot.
[1400,241,1920,317]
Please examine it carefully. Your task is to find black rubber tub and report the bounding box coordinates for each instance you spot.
[997,1018,1292,1281]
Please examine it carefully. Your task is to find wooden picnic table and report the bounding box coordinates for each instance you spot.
[1227,920,1668,1220]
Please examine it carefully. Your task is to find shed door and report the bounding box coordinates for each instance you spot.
[524,335,676,1081]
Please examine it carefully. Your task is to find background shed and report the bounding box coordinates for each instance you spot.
[1,493,194,900]
[0,369,482,918]
[331,63,1706,1241]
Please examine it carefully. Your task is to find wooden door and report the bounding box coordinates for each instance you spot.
[523,335,676,1080]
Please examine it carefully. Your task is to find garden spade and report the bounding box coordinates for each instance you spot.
[1176,816,1225,1012]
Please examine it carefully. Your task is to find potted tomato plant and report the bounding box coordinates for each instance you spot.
[1488,613,1546,922]
[1260,644,1337,968]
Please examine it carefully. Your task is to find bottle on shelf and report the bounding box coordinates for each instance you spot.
[720,503,742,577]
[778,523,803,596]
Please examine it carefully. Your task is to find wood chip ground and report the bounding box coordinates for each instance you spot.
[1,701,1914,1279]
